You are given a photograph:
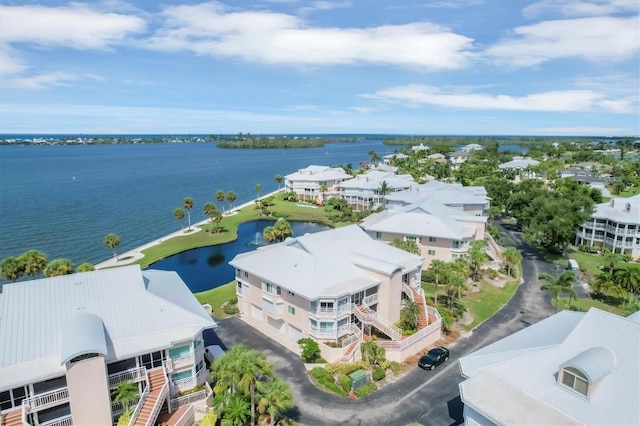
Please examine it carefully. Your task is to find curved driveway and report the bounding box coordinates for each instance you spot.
[208,223,557,425]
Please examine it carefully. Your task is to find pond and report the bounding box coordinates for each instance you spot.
[148,220,331,293]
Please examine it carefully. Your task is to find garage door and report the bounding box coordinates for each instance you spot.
[251,305,262,321]
[267,317,285,334]
[289,325,303,342]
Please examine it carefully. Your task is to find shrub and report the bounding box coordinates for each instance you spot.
[372,366,386,382]
[298,338,321,363]
[389,361,401,375]
[338,373,351,393]
[319,378,348,396]
[486,268,498,279]
[117,410,132,426]
[222,302,239,315]
[437,306,454,333]
[353,382,377,398]
[310,367,329,381]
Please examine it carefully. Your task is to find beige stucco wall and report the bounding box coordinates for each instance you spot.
[66,355,112,426]
[376,271,402,323]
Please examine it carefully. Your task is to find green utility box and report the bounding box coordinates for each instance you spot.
[348,369,370,390]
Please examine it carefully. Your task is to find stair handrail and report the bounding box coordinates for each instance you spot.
[127,375,150,426]
[144,381,169,426]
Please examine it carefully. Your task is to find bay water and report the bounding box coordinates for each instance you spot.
[0,140,386,268]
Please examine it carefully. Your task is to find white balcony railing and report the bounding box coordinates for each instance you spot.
[111,395,142,416]
[308,326,338,339]
[23,387,69,412]
[169,390,207,412]
[172,376,197,393]
[362,293,378,307]
[40,414,73,426]
[109,366,147,388]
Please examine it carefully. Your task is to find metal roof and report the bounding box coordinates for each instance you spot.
[0,265,216,390]
[560,346,615,384]
[60,312,108,364]
[230,225,422,299]
[458,308,640,425]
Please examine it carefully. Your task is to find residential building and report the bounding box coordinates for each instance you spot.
[458,308,639,426]
[445,150,471,168]
[460,143,483,152]
[384,181,490,216]
[575,195,640,256]
[229,225,441,363]
[336,170,415,211]
[560,167,612,196]
[0,265,216,426]
[382,152,409,165]
[284,165,352,202]
[411,143,431,152]
[360,199,487,267]
[498,156,540,179]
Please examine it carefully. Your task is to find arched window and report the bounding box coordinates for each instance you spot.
[561,366,589,396]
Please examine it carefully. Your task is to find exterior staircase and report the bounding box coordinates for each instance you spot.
[0,408,22,426]
[134,368,169,426]
[352,303,402,341]
[403,284,429,330]
[484,233,505,265]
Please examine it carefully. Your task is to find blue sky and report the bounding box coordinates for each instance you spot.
[0,0,638,136]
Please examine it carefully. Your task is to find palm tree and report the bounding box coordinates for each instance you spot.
[203,202,218,233]
[227,191,237,212]
[225,395,251,426]
[539,271,577,312]
[360,341,386,367]
[173,208,185,231]
[446,273,466,311]
[274,175,283,190]
[76,262,95,273]
[503,246,523,278]
[255,184,262,200]
[212,209,223,233]
[400,298,420,330]
[183,197,194,231]
[19,250,48,278]
[263,226,276,243]
[614,266,640,302]
[236,349,274,426]
[469,240,488,282]
[104,233,120,260]
[602,250,621,274]
[216,190,226,211]
[368,150,380,166]
[593,271,620,297]
[257,378,294,426]
[112,379,139,412]
[273,218,293,242]
[44,259,74,277]
[428,260,449,307]
[0,257,25,282]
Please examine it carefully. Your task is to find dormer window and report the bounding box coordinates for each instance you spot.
[625,203,631,213]
[561,367,589,396]
[558,346,615,399]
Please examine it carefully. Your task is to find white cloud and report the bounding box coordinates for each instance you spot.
[3,72,102,90]
[422,0,484,9]
[523,0,639,18]
[299,1,351,15]
[365,84,635,113]
[0,4,146,49]
[0,44,27,76]
[144,2,473,70]
[484,16,639,66]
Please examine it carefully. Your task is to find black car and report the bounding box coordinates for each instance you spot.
[418,347,450,370]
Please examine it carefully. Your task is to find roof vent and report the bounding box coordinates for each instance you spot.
[609,199,615,208]
[625,203,631,213]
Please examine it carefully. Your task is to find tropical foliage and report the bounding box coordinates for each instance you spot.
[44,258,74,277]
[539,271,578,312]
[210,344,293,426]
[103,233,121,259]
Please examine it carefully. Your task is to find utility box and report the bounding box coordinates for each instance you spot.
[349,369,370,390]
[567,259,580,277]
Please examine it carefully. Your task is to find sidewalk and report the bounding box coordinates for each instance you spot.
[95,189,282,270]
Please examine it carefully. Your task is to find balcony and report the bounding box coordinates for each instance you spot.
[171,376,197,394]
[168,342,203,371]
[108,366,147,388]
[40,414,73,426]
[22,387,69,413]
[308,326,338,339]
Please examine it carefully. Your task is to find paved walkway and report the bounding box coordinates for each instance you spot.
[95,190,281,269]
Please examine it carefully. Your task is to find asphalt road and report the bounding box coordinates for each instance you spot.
[204,222,557,425]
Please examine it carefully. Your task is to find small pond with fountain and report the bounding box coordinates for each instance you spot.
[149,220,331,293]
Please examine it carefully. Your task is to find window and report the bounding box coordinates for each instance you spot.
[288,306,296,315]
[376,232,382,239]
[428,250,436,256]
[276,286,282,296]
[428,236,437,242]
[320,321,335,330]
[406,235,416,242]
[561,367,589,396]
[263,282,273,293]
[244,271,249,278]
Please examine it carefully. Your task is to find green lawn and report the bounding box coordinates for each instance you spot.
[461,280,519,330]
[132,193,337,268]
[195,281,237,318]
[620,186,640,197]
[555,296,623,316]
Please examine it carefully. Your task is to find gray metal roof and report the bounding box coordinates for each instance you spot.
[230,225,422,300]
[589,195,640,224]
[559,346,615,384]
[60,312,108,364]
[0,265,216,390]
[458,308,640,425]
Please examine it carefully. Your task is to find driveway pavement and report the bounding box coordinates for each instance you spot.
[206,222,557,425]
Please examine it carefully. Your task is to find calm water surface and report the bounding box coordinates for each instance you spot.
[151,220,330,292]
[0,141,383,266]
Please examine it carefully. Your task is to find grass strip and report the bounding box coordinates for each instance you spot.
[195,281,237,318]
